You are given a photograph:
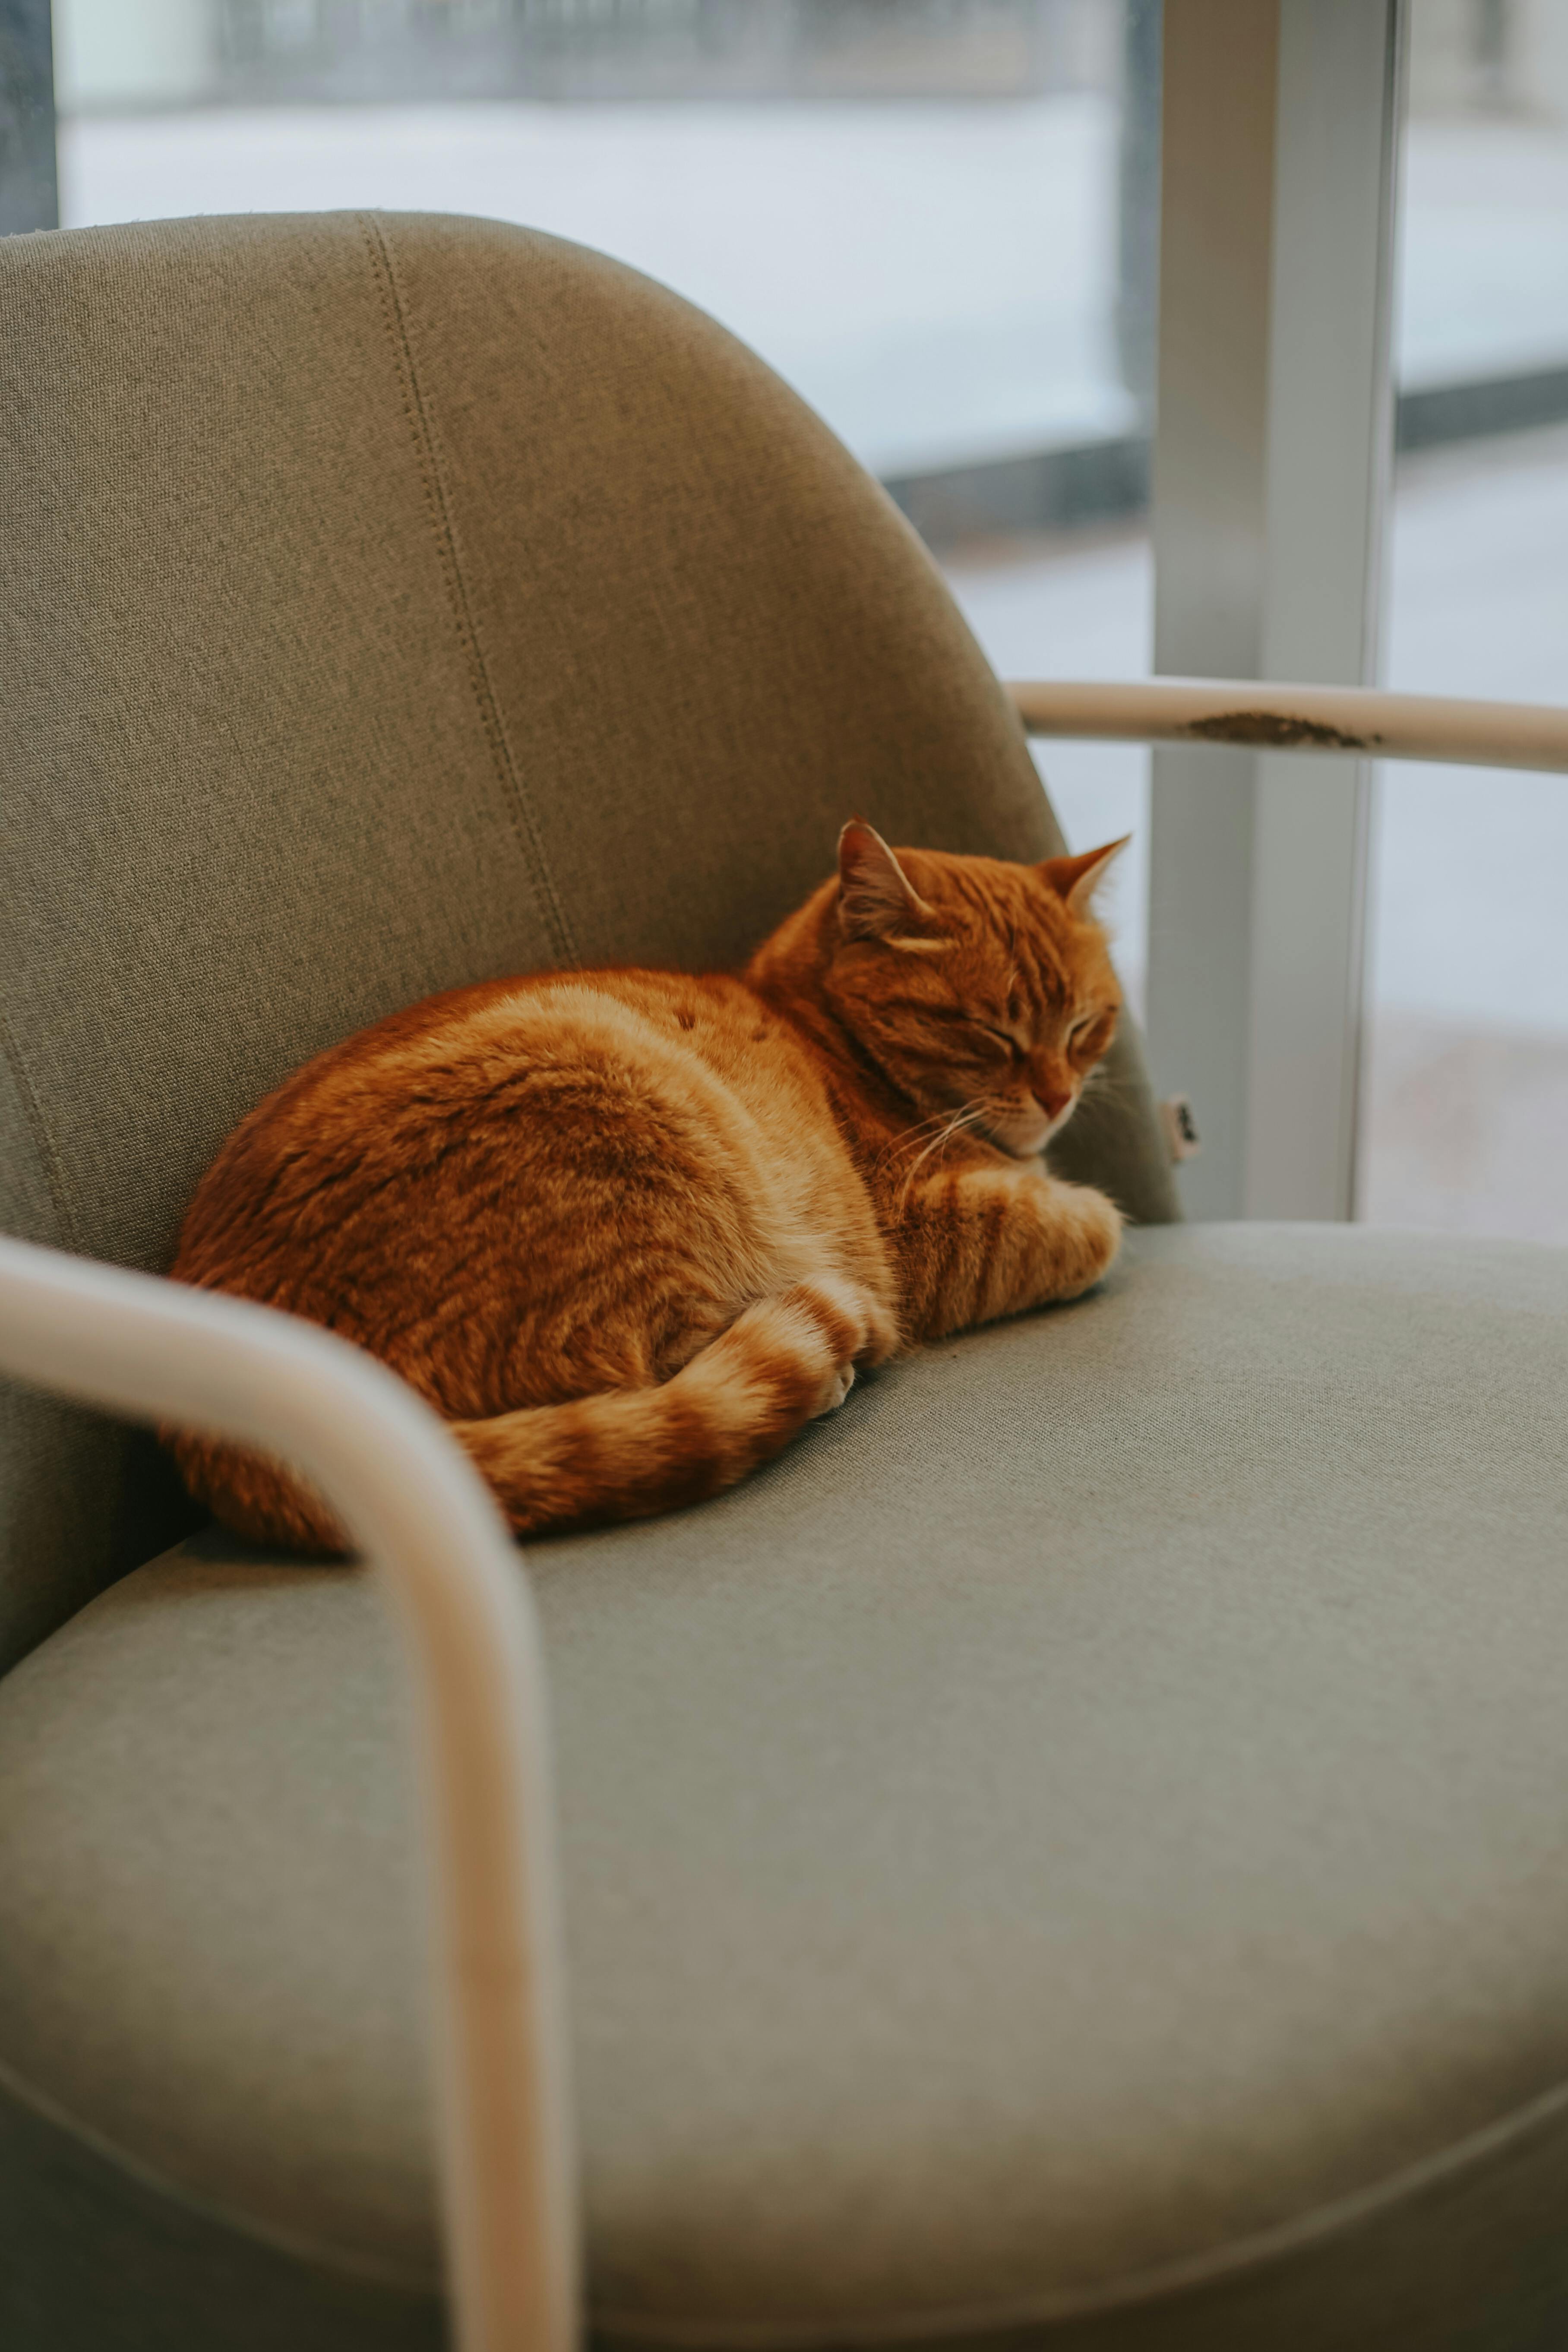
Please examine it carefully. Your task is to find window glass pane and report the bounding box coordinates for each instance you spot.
[945,525,1150,1013]
[1361,0,1568,1242]
[52,0,1160,1006]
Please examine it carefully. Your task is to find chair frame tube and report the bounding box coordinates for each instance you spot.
[0,1235,578,2352]
[1007,677,1568,775]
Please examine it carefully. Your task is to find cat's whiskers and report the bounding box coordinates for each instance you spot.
[894,1097,996,1208]
[879,1102,971,1175]
[1072,1065,1140,1122]
[888,1104,960,1148]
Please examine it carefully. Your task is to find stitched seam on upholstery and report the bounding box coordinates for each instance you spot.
[0,2052,439,2298]
[585,2067,1568,2347]
[357,211,578,968]
[0,999,78,1250]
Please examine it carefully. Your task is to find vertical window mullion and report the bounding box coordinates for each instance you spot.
[1146,0,1405,1220]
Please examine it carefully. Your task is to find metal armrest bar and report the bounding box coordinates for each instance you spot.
[1006,677,1568,775]
[0,1234,577,2352]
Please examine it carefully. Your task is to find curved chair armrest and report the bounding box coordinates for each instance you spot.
[1008,677,1568,775]
[0,1235,577,2352]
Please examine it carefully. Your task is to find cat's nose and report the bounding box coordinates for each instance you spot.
[1033,1083,1074,1122]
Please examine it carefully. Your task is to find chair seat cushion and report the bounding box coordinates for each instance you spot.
[4,1224,1568,2351]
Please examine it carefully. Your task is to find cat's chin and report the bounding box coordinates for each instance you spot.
[986,1103,1079,1159]
[986,1125,1053,1161]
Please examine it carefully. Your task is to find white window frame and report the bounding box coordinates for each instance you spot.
[1144,0,1407,1221]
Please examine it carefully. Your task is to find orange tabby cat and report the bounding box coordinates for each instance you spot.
[168,824,1127,1550]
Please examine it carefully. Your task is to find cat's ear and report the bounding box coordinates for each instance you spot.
[1039,836,1130,915]
[837,820,931,943]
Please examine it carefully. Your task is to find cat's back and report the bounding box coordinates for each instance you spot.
[174,962,857,1292]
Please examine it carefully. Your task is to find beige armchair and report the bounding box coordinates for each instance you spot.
[5,212,1568,2352]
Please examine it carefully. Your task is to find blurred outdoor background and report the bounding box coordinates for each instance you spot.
[42,0,1568,1237]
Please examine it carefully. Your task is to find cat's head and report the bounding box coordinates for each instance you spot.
[822,822,1125,1159]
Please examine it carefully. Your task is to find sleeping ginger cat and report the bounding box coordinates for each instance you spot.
[168,823,1128,1550]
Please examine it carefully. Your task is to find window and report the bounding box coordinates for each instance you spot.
[1363,0,1568,1241]
[25,0,1568,1233]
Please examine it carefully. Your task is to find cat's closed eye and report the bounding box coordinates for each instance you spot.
[964,1018,1021,1057]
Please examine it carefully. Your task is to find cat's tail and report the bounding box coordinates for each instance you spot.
[454,1275,896,1538]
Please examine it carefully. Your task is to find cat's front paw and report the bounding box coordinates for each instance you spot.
[1051,1182,1123,1299]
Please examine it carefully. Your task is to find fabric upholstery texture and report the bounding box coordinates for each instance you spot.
[5,1225,1568,2350]
[0,208,1174,1674]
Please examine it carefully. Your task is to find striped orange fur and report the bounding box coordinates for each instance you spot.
[166,826,1127,1551]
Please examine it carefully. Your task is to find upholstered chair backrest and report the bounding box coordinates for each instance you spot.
[0,211,1176,1668]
